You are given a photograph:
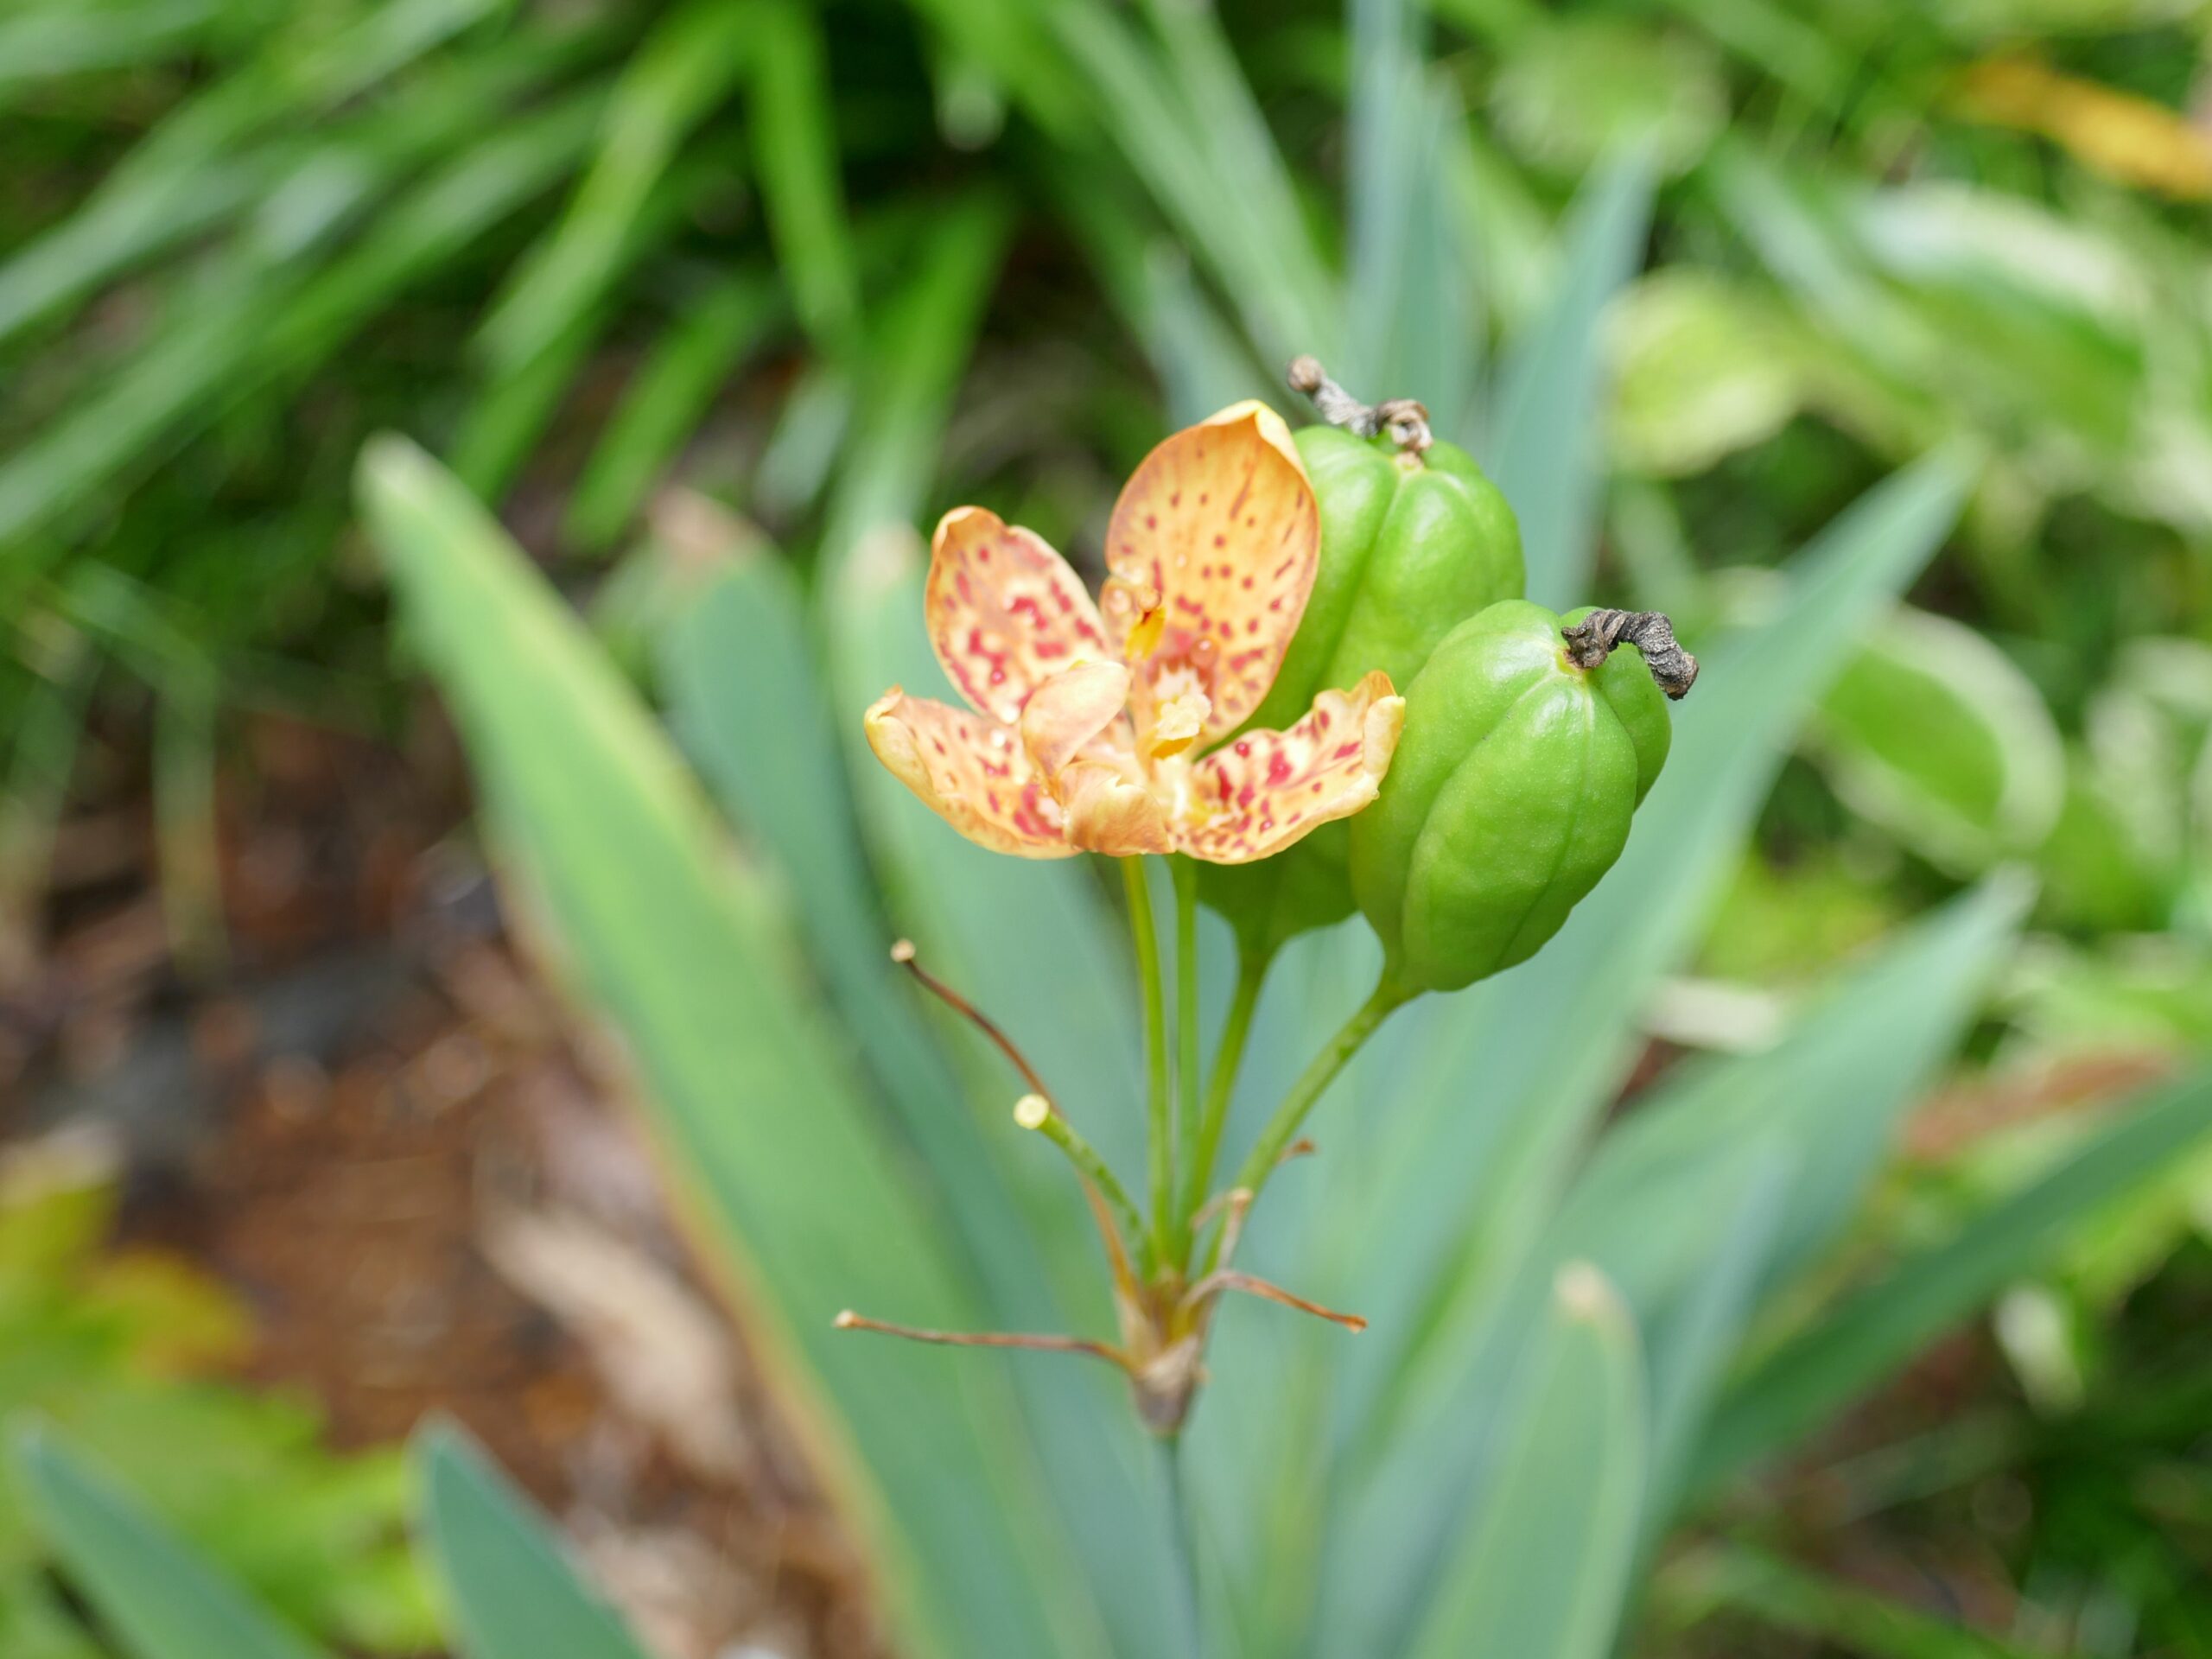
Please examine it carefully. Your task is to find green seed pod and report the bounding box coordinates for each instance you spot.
[1350,601,1680,996]
[1201,424,1524,955]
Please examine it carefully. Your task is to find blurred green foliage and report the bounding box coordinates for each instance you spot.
[4,0,2212,1654]
[0,1138,431,1658]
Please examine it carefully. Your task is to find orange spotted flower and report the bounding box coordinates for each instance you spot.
[865,402,1405,861]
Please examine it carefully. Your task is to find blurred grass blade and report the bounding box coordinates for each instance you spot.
[260,89,607,366]
[262,0,517,111]
[115,0,512,177]
[0,2,220,92]
[894,0,1080,135]
[749,0,861,355]
[0,157,267,347]
[358,436,1109,1659]
[1052,175,1268,423]
[0,637,96,938]
[1660,1543,2050,1658]
[1140,245,1273,424]
[1650,1,1851,110]
[0,22,594,349]
[152,674,224,979]
[754,362,856,521]
[447,301,610,504]
[1629,1147,1790,1538]
[1136,0,1340,357]
[477,0,755,377]
[1485,143,1657,605]
[1051,2,1336,365]
[819,195,1010,580]
[0,90,605,556]
[1550,877,2028,1524]
[1557,879,2029,1314]
[12,1427,324,1659]
[449,162,710,503]
[415,1423,651,1659]
[1347,0,1421,334]
[1447,125,1554,353]
[1405,1265,1646,1659]
[1692,1059,2212,1493]
[1347,3,1476,423]
[565,270,782,551]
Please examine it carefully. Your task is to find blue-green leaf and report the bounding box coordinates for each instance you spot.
[1692,1059,2212,1491]
[13,1428,323,1659]
[415,1423,650,1659]
[358,435,1109,1659]
[1485,145,1658,606]
[1404,1264,1647,1659]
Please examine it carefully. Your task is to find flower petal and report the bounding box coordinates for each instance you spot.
[865,687,1075,859]
[1102,401,1319,741]
[1062,760,1173,856]
[928,506,1110,724]
[1176,671,1405,864]
[1019,660,1135,783]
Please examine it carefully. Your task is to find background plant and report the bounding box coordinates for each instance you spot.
[5,0,2212,1654]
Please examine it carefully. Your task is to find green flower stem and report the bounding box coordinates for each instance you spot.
[1014,1096,1148,1259]
[1176,943,1269,1262]
[1169,857,1203,1262]
[1162,1433,1205,1657]
[1124,855,1173,1262]
[1211,975,1408,1270]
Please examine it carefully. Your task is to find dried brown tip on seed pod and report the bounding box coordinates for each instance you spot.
[889,938,917,963]
[1560,609,1700,700]
[1286,356,1432,457]
[834,1309,861,1328]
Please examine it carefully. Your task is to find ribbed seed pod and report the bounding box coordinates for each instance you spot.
[1200,425,1523,955]
[1350,601,1675,995]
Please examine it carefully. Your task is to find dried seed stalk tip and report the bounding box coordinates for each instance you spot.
[1286,356,1433,458]
[892,938,1058,1102]
[1560,609,1700,700]
[832,1310,1130,1365]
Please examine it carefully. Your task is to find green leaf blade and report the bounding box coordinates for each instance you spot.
[415,1423,650,1659]
[1693,1059,2212,1491]
[13,1428,326,1659]
[1405,1263,1647,1659]
[356,435,1109,1659]
[1486,144,1658,606]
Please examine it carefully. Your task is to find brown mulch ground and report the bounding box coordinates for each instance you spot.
[3,708,885,1659]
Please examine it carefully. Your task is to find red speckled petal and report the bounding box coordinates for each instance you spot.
[927,506,1110,725]
[1062,760,1173,856]
[1102,402,1319,742]
[1176,671,1405,864]
[1019,660,1135,784]
[864,687,1075,859]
